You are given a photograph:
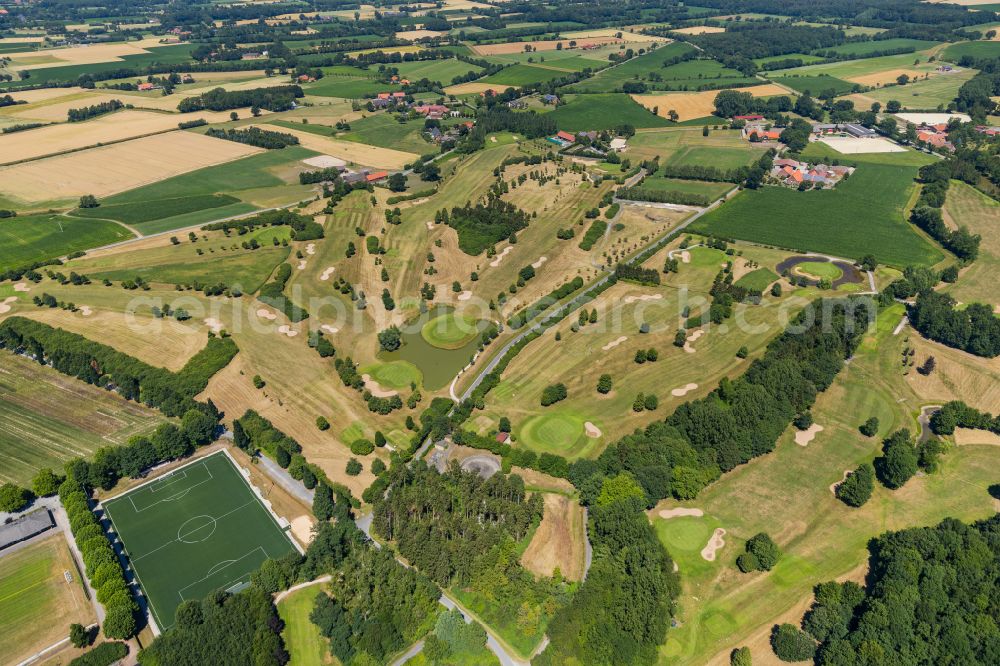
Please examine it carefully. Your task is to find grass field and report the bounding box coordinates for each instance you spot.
[656,303,999,665]
[0,535,96,665]
[304,76,387,98]
[338,113,437,154]
[566,42,698,92]
[797,260,843,280]
[0,214,133,272]
[770,74,856,96]
[943,40,1000,62]
[732,267,778,292]
[769,52,940,82]
[941,180,1000,305]
[421,311,483,349]
[638,176,733,200]
[103,451,297,630]
[278,586,331,666]
[0,44,196,89]
[395,57,483,82]
[849,67,978,110]
[819,38,939,57]
[0,353,165,485]
[665,144,763,170]
[72,194,241,226]
[691,146,943,268]
[548,93,671,131]
[479,63,577,87]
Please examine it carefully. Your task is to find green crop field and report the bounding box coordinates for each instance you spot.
[753,53,825,66]
[691,148,942,267]
[565,42,698,92]
[103,452,298,630]
[339,114,437,154]
[818,38,939,57]
[548,93,671,131]
[395,57,482,82]
[665,145,762,170]
[944,40,1000,62]
[0,535,95,665]
[0,213,133,272]
[305,76,389,98]
[770,74,856,96]
[769,52,938,81]
[0,44,196,89]
[72,194,241,226]
[480,63,575,87]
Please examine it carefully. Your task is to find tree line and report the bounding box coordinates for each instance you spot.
[177,85,303,113]
[205,126,299,149]
[67,99,124,122]
[908,291,1000,358]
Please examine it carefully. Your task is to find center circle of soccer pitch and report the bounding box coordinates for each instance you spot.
[178,515,218,543]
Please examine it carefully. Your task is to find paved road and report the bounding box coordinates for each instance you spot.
[389,640,425,666]
[255,451,316,505]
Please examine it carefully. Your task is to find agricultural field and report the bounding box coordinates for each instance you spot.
[769,73,857,96]
[635,176,733,200]
[818,38,940,57]
[846,67,978,110]
[624,125,766,164]
[564,42,700,92]
[655,303,997,665]
[0,352,165,485]
[102,451,298,630]
[548,93,671,130]
[631,84,790,122]
[943,39,1000,61]
[0,535,96,665]
[394,57,483,82]
[769,52,943,84]
[0,213,133,272]
[941,180,1000,306]
[691,145,944,268]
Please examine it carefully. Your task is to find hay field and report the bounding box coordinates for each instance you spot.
[0,131,262,203]
[3,91,136,122]
[940,181,1000,306]
[3,86,93,104]
[631,84,788,121]
[396,29,444,40]
[250,123,417,169]
[521,493,586,580]
[443,81,505,95]
[671,26,726,35]
[846,68,931,87]
[21,308,209,372]
[0,109,250,164]
[4,38,184,71]
[470,35,642,56]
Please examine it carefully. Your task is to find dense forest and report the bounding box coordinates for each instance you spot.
[908,291,1000,358]
[438,199,532,255]
[790,516,1000,664]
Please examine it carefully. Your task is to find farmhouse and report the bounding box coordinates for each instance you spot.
[366,171,388,183]
[812,123,876,138]
[916,126,953,151]
[770,159,853,188]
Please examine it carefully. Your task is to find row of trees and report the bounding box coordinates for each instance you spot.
[205,126,299,149]
[177,85,303,112]
[911,161,980,261]
[67,99,124,122]
[0,317,238,417]
[258,263,309,321]
[202,208,323,241]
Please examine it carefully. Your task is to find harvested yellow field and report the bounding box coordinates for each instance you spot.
[632,84,788,121]
[0,131,262,203]
[3,92,127,122]
[471,35,634,55]
[4,38,187,71]
[847,68,929,87]
[3,86,92,104]
[0,36,46,43]
[346,44,425,57]
[443,81,509,95]
[0,109,255,164]
[671,25,726,35]
[251,123,417,169]
[396,29,445,41]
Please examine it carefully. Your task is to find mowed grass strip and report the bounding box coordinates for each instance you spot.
[278,586,331,666]
[691,151,943,267]
[103,451,297,629]
[0,535,95,664]
[0,214,133,272]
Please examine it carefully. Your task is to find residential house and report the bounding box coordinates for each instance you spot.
[542,94,559,105]
[556,130,576,143]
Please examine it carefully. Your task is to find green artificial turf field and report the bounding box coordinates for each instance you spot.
[103,451,297,629]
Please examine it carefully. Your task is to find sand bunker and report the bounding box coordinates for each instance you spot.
[426,221,434,230]
[671,382,698,397]
[256,308,277,321]
[602,335,628,351]
[319,267,336,281]
[794,423,824,447]
[277,325,298,337]
[321,324,339,334]
[584,421,602,437]
[12,282,30,292]
[489,245,513,267]
[658,507,704,520]
[679,250,691,263]
[361,374,397,398]
[78,305,92,316]
[532,256,548,269]
[684,329,704,354]
[829,470,852,495]
[203,318,224,333]
[290,515,316,546]
[457,290,473,301]
[701,528,727,562]
[297,260,307,270]
[305,243,316,256]
[624,293,663,304]
[0,296,17,314]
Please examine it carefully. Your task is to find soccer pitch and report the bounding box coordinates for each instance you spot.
[102,451,298,630]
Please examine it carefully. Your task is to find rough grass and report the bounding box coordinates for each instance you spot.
[733,267,778,292]
[691,148,943,268]
[853,68,977,110]
[0,214,133,272]
[770,74,856,96]
[665,145,763,170]
[638,177,733,200]
[941,180,1000,305]
[656,304,999,665]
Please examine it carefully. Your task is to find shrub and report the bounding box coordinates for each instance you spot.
[770,624,816,662]
[597,374,613,394]
[836,463,875,507]
[859,416,879,437]
[316,416,330,431]
[540,383,567,406]
[739,532,781,572]
[793,411,813,430]
[0,483,32,512]
[371,458,386,475]
[346,458,363,476]
[730,647,751,666]
[874,429,918,489]
[350,439,375,456]
[69,641,129,666]
[378,326,402,352]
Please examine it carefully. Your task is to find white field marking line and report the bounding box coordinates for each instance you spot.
[176,546,268,603]
[101,449,230,504]
[219,448,304,554]
[128,499,257,564]
[125,463,214,513]
[103,500,166,634]
[148,468,189,492]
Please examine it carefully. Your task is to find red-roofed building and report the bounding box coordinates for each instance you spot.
[734,114,764,121]
[392,91,406,98]
[137,82,156,91]
[556,130,575,142]
[377,92,391,100]
[413,104,449,116]
[748,129,781,142]
[366,171,388,183]
[495,432,509,443]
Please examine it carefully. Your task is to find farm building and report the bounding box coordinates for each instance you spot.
[0,509,54,550]
[770,159,853,188]
[812,123,876,138]
[609,137,628,151]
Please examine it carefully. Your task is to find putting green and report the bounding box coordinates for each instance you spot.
[421,312,481,350]
[796,260,842,281]
[519,412,585,453]
[362,360,422,389]
[657,517,713,553]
